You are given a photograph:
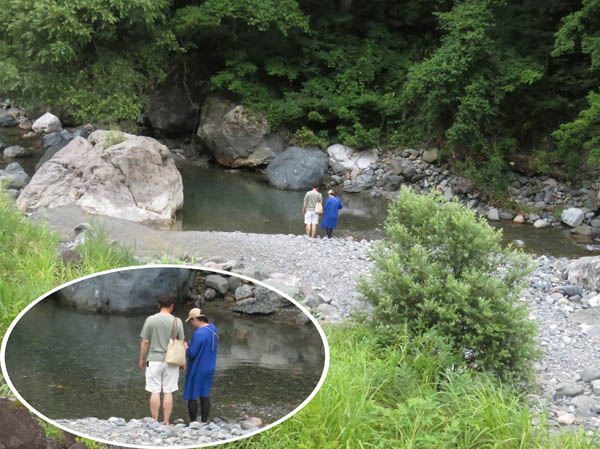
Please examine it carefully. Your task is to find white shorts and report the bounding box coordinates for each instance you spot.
[145,361,179,393]
[304,210,319,225]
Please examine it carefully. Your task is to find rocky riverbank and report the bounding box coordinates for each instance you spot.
[55,416,263,447]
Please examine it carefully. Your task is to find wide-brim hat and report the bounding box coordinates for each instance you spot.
[185,308,206,322]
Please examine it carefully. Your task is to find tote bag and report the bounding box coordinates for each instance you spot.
[315,201,323,215]
[165,317,186,367]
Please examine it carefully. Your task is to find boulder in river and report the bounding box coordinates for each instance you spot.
[3,145,32,158]
[56,267,191,313]
[36,128,91,170]
[32,112,62,134]
[16,130,184,223]
[0,162,30,190]
[266,147,329,190]
[0,110,17,127]
[197,95,284,167]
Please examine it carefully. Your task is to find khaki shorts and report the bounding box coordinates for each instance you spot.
[304,210,319,225]
[145,361,179,393]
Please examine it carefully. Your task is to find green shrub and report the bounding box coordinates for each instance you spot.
[359,186,538,382]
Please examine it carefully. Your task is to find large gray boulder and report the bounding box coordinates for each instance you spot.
[146,75,199,136]
[568,256,600,291]
[197,95,283,167]
[16,130,184,223]
[56,267,191,313]
[266,147,328,190]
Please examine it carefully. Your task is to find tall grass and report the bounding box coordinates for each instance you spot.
[225,324,596,449]
[0,189,136,338]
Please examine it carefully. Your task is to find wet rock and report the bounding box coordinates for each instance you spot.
[0,110,17,127]
[234,285,253,300]
[487,208,500,220]
[561,285,584,297]
[573,224,594,236]
[533,219,548,228]
[232,298,275,315]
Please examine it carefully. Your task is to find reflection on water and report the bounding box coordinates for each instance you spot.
[5,301,325,423]
[177,166,387,239]
[0,128,43,175]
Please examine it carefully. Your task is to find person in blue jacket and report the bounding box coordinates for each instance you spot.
[183,308,218,424]
[321,190,343,238]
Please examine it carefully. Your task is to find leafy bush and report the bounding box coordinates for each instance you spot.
[359,186,538,382]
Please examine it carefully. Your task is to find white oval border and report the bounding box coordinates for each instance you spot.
[1,264,330,449]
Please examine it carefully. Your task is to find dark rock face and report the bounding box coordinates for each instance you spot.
[266,147,329,190]
[56,268,192,314]
[0,398,47,449]
[145,74,199,136]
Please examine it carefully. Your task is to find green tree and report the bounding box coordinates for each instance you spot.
[359,187,537,382]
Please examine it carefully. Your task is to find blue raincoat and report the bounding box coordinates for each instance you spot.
[321,196,343,229]
[183,323,218,400]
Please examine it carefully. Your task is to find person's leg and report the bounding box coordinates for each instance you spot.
[326,228,332,238]
[199,396,211,423]
[149,393,160,421]
[188,399,198,422]
[162,392,173,425]
[305,223,311,236]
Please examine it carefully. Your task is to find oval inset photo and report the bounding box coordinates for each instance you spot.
[1,265,329,448]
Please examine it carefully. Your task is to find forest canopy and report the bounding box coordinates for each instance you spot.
[0,0,598,180]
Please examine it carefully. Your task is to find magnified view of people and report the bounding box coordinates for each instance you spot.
[140,301,219,426]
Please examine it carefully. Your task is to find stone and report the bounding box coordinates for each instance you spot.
[295,310,311,325]
[0,110,17,127]
[235,285,253,300]
[36,129,90,170]
[231,298,275,315]
[561,207,585,227]
[582,367,600,383]
[592,380,600,395]
[4,145,32,158]
[513,214,525,224]
[557,413,575,426]
[145,73,199,136]
[204,288,217,301]
[533,219,548,228]
[553,383,584,399]
[266,147,329,190]
[205,274,229,294]
[561,285,584,297]
[568,256,600,291]
[569,307,600,326]
[573,224,594,236]
[0,398,47,449]
[487,208,500,220]
[343,172,375,193]
[254,285,292,308]
[0,163,30,190]
[452,177,474,194]
[572,395,596,411]
[32,112,62,133]
[382,174,403,191]
[16,131,183,223]
[422,148,438,163]
[56,267,190,313]
[227,276,241,292]
[197,95,283,167]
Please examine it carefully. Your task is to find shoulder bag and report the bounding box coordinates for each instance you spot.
[165,317,186,367]
[315,200,323,215]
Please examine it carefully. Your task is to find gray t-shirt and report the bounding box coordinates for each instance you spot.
[304,190,322,211]
[140,313,185,362]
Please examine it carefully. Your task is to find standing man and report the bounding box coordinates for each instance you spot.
[302,184,323,238]
[139,293,185,425]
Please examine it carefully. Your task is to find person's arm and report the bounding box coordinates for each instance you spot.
[186,331,202,358]
[139,339,150,369]
[302,200,307,215]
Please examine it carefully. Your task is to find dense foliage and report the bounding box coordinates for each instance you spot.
[0,0,598,176]
[359,187,537,382]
